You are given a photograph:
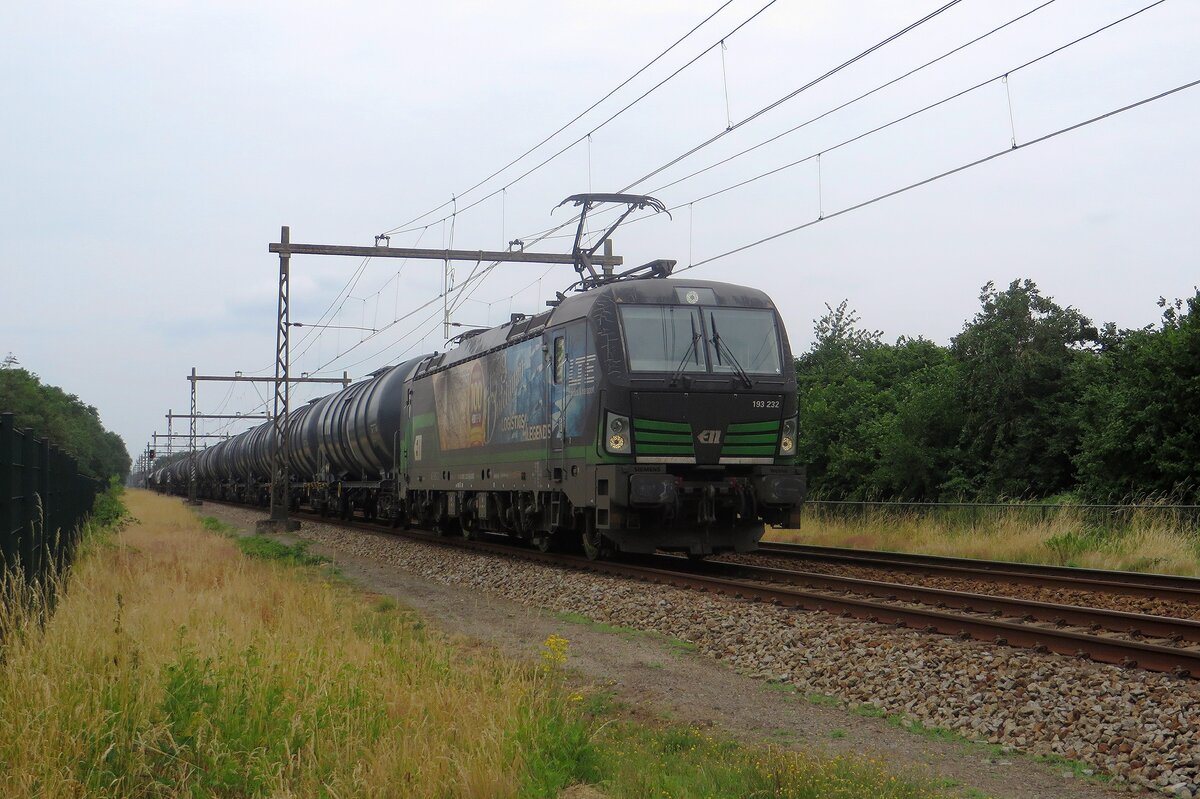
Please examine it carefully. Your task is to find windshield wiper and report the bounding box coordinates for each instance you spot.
[669,316,702,386]
[709,313,753,388]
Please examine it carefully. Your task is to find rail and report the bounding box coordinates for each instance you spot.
[802,499,1200,531]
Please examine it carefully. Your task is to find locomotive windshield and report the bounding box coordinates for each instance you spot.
[706,308,783,375]
[619,304,783,375]
[619,305,708,372]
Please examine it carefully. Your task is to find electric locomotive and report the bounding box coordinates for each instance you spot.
[403,274,804,557]
[154,194,805,558]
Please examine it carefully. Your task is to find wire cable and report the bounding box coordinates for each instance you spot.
[538,0,1169,241]
[520,0,980,245]
[676,76,1200,273]
[381,0,782,238]
[643,0,1059,197]
[616,0,965,193]
[381,1,736,235]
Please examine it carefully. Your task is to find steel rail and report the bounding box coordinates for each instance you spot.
[755,542,1200,602]
[677,556,1200,644]
[197,500,1200,678]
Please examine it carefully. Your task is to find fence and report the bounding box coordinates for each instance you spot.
[0,413,102,588]
[802,500,1200,532]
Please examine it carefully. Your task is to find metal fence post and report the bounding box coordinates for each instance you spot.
[0,414,13,572]
[18,431,36,584]
[38,438,51,586]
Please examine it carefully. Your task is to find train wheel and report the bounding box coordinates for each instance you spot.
[534,532,554,553]
[460,513,478,541]
[580,513,610,561]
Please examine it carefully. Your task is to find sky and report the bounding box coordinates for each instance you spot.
[1,0,1197,463]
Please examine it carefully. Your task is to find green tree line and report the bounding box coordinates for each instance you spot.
[0,365,131,479]
[796,280,1200,504]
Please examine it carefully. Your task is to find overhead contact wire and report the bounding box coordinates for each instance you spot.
[381,0,782,239]
[540,0,1169,241]
[616,0,965,193]
[677,77,1200,272]
[380,0,736,236]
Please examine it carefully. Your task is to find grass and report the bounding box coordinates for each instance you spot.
[1033,753,1106,783]
[234,534,327,566]
[0,491,566,797]
[553,609,697,656]
[767,502,1200,575]
[533,712,951,799]
[851,703,888,719]
[794,692,1110,791]
[0,489,955,798]
[199,515,237,536]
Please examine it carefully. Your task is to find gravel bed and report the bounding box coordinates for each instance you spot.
[721,553,1200,620]
[216,507,1200,796]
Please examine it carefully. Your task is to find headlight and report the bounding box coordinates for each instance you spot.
[779,416,797,456]
[605,412,632,454]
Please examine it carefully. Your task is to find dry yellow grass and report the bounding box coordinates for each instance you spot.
[768,505,1200,575]
[0,489,551,798]
[1,489,954,799]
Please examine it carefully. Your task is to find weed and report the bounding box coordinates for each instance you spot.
[806,692,842,707]
[553,610,696,656]
[887,715,968,743]
[666,636,697,654]
[829,729,847,739]
[234,535,326,566]
[540,633,570,672]
[1034,753,1110,783]
[579,715,948,798]
[372,596,398,613]
[578,688,618,717]
[199,515,238,537]
[851,703,887,718]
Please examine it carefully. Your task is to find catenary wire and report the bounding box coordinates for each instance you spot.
[537,0,1170,241]
[380,0,736,235]
[380,0,783,238]
[614,0,965,194]
[675,76,1200,273]
[519,0,979,245]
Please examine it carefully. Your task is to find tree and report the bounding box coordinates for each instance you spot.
[796,303,962,500]
[1075,292,1200,502]
[0,368,131,479]
[949,280,1096,499]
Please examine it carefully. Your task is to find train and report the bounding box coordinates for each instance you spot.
[151,274,805,558]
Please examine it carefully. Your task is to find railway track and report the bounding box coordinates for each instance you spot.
[201,499,1200,679]
[754,541,1200,602]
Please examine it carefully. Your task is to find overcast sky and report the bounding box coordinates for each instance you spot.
[2,0,1197,462]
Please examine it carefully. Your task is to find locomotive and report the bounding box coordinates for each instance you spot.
[153,196,805,557]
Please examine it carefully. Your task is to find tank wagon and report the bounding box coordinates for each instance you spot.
[155,275,805,558]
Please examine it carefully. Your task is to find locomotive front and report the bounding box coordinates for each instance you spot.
[586,278,805,555]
